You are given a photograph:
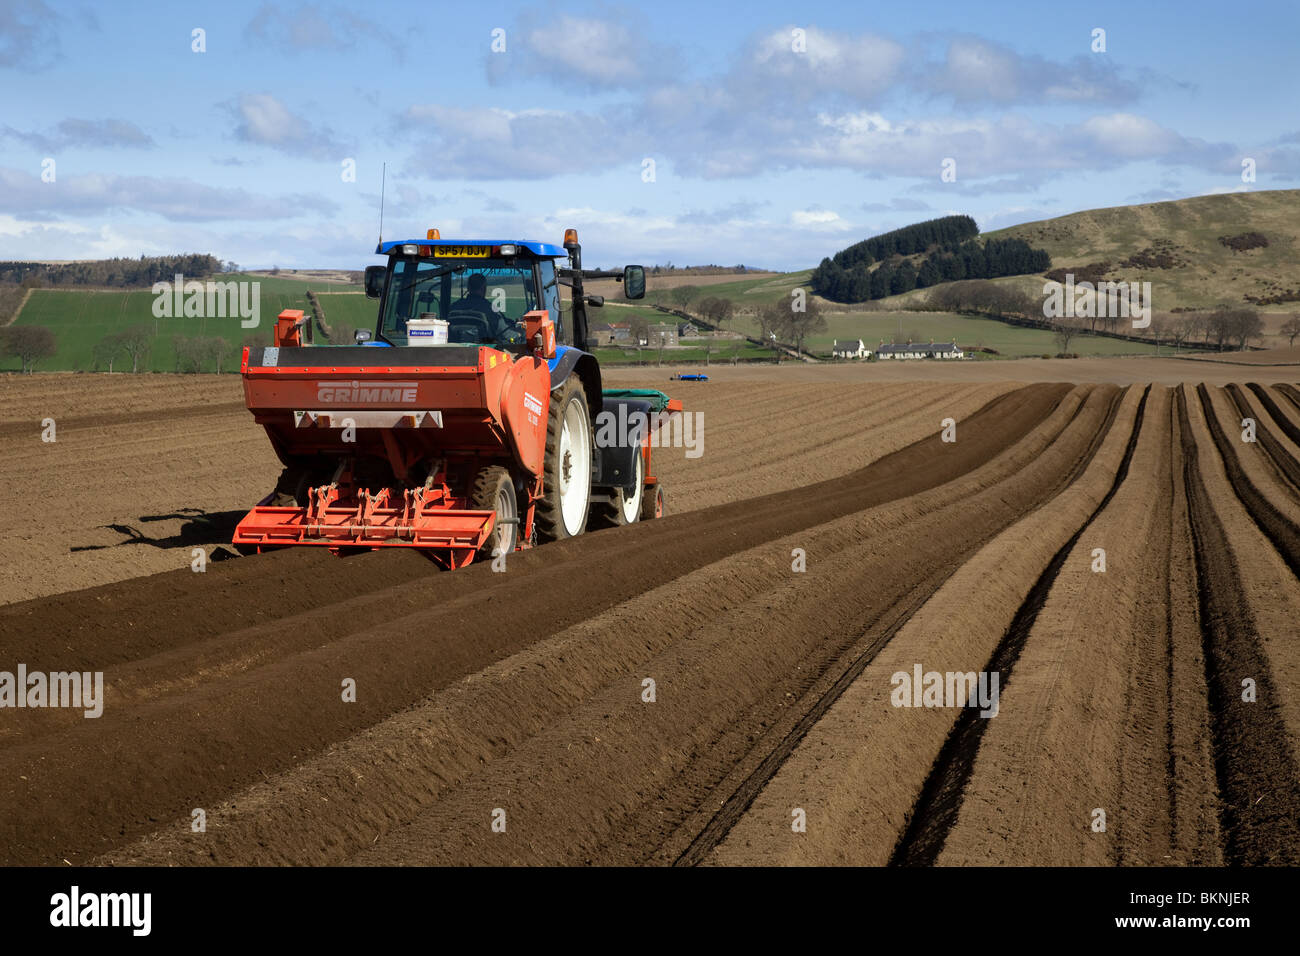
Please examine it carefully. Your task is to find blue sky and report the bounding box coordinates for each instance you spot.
[2,0,1297,270]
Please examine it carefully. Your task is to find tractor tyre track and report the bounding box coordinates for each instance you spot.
[889,386,1150,866]
[1195,384,1300,575]
[1225,384,1300,498]
[1176,386,1300,864]
[670,386,1124,866]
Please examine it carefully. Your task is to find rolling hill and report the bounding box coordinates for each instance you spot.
[982,188,1300,311]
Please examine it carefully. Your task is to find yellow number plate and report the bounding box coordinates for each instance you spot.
[433,245,490,257]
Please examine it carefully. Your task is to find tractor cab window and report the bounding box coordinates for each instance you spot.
[539,259,564,344]
[380,256,541,348]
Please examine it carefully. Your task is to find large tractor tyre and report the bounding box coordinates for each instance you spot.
[641,483,665,522]
[535,375,593,542]
[471,465,519,558]
[590,448,644,530]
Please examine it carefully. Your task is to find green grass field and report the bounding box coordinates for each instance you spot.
[314,293,379,340]
[3,276,387,371]
[732,309,1165,358]
[645,270,814,311]
[241,274,360,294]
[6,278,324,372]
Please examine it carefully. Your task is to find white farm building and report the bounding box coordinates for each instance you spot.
[875,342,965,360]
[832,339,873,359]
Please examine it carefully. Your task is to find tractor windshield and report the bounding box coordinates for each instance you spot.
[379,256,540,348]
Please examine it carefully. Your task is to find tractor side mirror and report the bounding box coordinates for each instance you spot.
[364,265,386,299]
[623,264,646,300]
[354,329,372,344]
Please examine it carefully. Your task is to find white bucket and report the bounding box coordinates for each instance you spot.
[408,317,448,344]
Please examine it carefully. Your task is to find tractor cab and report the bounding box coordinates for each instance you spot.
[363,229,647,354]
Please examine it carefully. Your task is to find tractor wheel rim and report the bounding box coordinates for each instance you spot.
[622,454,643,523]
[496,485,517,554]
[558,397,591,534]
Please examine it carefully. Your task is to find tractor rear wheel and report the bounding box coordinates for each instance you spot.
[535,375,592,542]
[472,465,518,558]
[590,448,644,529]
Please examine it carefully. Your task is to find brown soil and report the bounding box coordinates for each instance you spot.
[0,367,1298,867]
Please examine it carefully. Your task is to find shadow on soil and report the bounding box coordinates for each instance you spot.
[71,508,245,560]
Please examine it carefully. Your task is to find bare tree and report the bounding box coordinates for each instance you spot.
[1185,311,1211,345]
[1052,318,1081,356]
[2,325,56,373]
[628,314,650,346]
[120,325,152,372]
[756,302,786,361]
[207,336,232,374]
[628,315,650,364]
[1206,309,1232,350]
[1281,316,1300,347]
[696,296,736,329]
[173,335,200,373]
[1167,315,1194,352]
[671,285,700,312]
[93,333,126,372]
[782,298,827,358]
[1227,308,1262,350]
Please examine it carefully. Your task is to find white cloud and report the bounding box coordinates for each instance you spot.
[791,208,849,230]
[2,118,155,152]
[0,166,339,221]
[245,3,403,56]
[747,26,904,102]
[229,92,348,160]
[397,105,639,179]
[486,12,680,90]
[922,36,1138,104]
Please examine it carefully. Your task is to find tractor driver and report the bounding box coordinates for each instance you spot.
[451,273,501,338]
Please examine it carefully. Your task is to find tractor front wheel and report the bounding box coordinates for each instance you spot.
[641,484,665,521]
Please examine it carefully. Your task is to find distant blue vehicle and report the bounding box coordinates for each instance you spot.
[676,373,709,382]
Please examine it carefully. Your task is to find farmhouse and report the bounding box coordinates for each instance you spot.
[588,322,618,347]
[603,322,633,344]
[644,323,679,347]
[875,341,965,360]
[832,339,872,359]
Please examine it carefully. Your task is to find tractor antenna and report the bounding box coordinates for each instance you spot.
[378,162,387,245]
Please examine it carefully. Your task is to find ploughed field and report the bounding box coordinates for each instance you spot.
[1,366,1299,866]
